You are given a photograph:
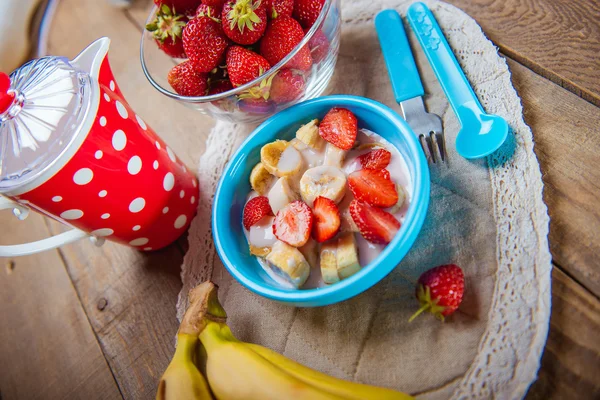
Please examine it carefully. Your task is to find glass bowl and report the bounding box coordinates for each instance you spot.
[140,0,341,124]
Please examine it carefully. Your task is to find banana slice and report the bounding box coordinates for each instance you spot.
[300,166,347,207]
[320,242,340,284]
[388,184,407,214]
[299,238,318,268]
[319,233,361,284]
[295,119,324,150]
[249,162,274,195]
[268,176,298,214]
[250,245,271,257]
[261,140,303,177]
[266,241,310,288]
[336,233,361,279]
[324,143,347,167]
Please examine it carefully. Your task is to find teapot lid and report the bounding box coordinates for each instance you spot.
[0,56,92,193]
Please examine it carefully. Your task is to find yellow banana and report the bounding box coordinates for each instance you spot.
[156,333,213,400]
[200,322,343,400]
[168,282,414,400]
[245,344,414,400]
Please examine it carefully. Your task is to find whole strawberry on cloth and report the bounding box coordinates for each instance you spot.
[154,0,203,14]
[146,5,188,58]
[293,0,325,29]
[168,61,209,96]
[260,16,312,71]
[409,264,465,322]
[226,45,271,87]
[222,0,267,45]
[183,15,230,72]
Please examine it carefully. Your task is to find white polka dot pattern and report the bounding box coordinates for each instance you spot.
[115,100,128,119]
[99,116,107,126]
[136,115,147,130]
[129,238,149,246]
[52,196,62,202]
[95,150,103,159]
[112,130,127,151]
[99,190,108,198]
[163,173,175,191]
[61,209,83,220]
[129,198,146,213]
[73,168,93,185]
[174,215,187,229]
[92,228,113,237]
[167,146,176,162]
[101,213,110,219]
[110,80,115,91]
[127,156,142,175]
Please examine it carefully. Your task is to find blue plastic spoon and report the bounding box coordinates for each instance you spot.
[406,2,509,159]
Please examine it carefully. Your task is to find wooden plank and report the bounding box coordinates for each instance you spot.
[507,58,600,297]
[0,213,121,400]
[527,267,600,399]
[446,0,600,106]
[43,0,212,398]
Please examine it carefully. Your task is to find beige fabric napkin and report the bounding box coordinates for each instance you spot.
[178,1,551,398]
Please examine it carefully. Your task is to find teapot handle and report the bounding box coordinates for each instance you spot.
[0,196,95,257]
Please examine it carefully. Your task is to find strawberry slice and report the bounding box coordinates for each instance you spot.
[318,107,357,150]
[348,169,398,208]
[273,200,313,247]
[358,149,391,170]
[312,196,340,243]
[243,196,273,230]
[349,200,401,245]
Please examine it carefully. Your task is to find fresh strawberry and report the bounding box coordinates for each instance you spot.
[273,200,313,247]
[348,169,398,208]
[318,107,357,150]
[293,0,324,29]
[201,0,226,10]
[226,45,271,87]
[358,149,391,170]
[154,0,202,13]
[146,5,188,58]
[312,196,340,243]
[243,196,273,230]
[349,200,400,245]
[305,28,329,63]
[0,72,14,114]
[183,16,230,72]
[267,0,294,19]
[409,264,465,322]
[208,79,233,95]
[221,0,267,45]
[168,61,209,96]
[260,17,313,71]
[269,69,305,103]
[196,3,220,19]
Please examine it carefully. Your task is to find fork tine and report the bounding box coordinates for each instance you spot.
[436,130,446,162]
[418,134,431,163]
[428,132,438,163]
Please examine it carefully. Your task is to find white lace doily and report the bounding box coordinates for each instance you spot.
[176,1,551,398]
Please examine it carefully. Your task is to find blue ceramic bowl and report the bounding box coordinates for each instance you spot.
[212,95,430,307]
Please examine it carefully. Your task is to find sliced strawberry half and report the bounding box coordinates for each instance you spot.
[243,196,273,230]
[358,149,391,170]
[318,107,357,150]
[312,196,340,243]
[273,200,313,247]
[348,169,398,208]
[349,200,401,245]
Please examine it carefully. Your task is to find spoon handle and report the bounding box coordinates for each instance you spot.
[406,2,484,118]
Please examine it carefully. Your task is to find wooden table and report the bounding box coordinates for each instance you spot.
[1,0,599,398]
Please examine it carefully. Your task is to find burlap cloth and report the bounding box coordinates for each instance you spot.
[176,1,552,398]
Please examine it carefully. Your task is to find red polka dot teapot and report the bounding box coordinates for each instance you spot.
[0,38,198,257]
